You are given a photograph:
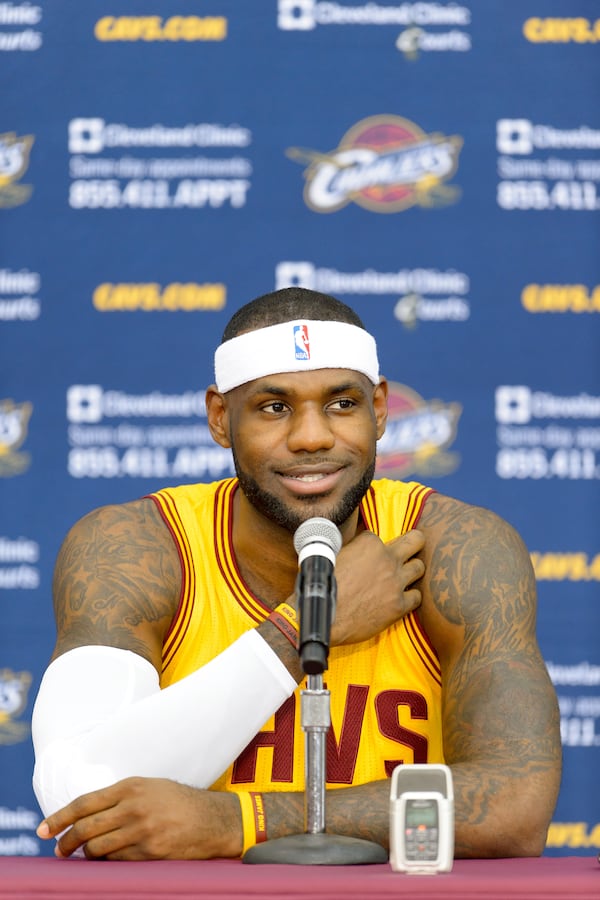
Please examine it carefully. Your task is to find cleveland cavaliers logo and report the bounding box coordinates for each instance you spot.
[0,668,32,745]
[0,132,34,208]
[0,399,33,476]
[287,115,462,213]
[376,382,461,478]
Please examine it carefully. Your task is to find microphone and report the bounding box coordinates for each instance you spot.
[293,517,343,675]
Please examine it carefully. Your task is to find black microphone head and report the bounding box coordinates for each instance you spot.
[293,517,342,557]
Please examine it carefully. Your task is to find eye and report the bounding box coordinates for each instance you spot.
[329,397,356,411]
[261,401,288,414]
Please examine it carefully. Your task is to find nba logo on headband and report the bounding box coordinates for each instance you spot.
[294,324,310,360]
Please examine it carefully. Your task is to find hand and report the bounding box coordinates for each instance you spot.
[331,529,425,645]
[36,777,242,860]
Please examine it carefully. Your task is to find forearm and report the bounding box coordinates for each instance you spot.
[449,759,559,858]
[261,754,558,860]
[441,656,562,857]
[262,780,391,849]
[32,626,299,818]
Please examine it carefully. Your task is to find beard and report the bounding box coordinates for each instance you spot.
[231,445,376,535]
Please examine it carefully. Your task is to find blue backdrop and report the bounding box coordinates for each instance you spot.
[1,0,599,857]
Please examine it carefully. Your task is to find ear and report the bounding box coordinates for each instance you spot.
[206,385,231,449]
[373,377,388,440]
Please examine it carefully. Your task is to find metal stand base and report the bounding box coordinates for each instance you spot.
[242,832,388,865]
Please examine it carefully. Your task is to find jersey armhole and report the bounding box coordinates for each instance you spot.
[146,492,189,654]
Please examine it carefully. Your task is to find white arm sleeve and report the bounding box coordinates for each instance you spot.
[32,629,297,818]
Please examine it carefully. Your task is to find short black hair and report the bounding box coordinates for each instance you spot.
[222,286,365,342]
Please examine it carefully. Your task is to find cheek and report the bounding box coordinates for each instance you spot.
[231,424,276,469]
[346,419,378,450]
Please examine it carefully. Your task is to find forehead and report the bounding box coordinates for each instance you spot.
[235,368,373,398]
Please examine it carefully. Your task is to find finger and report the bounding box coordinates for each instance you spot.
[83,827,134,860]
[56,811,123,859]
[104,846,143,861]
[55,815,104,858]
[403,587,422,613]
[38,787,118,840]
[388,528,425,558]
[404,556,426,586]
[53,800,122,858]
[339,529,382,554]
[37,806,78,840]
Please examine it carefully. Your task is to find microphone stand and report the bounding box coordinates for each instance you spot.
[243,660,387,865]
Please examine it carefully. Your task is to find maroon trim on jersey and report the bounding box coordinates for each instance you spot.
[149,491,196,671]
[359,485,379,534]
[213,479,270,624]
[162,499,196,670]
[212,480,253,616]
[412,486,436,527]
[400,483,430,534]
[146,493,186,649]
[404,612,442,686]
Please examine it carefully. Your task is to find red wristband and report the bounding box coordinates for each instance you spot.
[268,603,299,648]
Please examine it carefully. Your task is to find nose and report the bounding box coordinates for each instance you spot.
[287,404,335,453]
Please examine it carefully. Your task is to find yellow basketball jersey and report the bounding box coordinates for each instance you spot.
[149,477,444,795]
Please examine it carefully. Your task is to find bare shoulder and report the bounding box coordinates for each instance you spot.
[416,491,537,659]
[52,497,181,668]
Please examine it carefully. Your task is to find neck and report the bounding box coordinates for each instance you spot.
[231,491,299,607]
[231,488,361,608]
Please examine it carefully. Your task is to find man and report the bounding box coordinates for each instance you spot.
[32,286,561,861]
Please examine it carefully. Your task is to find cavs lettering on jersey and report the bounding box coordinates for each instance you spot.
[149,477,444,797]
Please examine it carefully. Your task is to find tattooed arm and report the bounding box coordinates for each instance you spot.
[50,499,180,666]
[33,500,300,820]
[416,492,562,857]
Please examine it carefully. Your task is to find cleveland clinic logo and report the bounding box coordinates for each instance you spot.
[69,118,105,153]
[287,115,462,213]
[278,0,316,29]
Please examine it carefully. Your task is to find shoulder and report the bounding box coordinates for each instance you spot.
[416,491,536,656]
[62,495,174,550]
[52,496,181,665]
[419,490,529,563]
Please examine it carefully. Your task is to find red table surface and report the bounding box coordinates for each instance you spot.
[0,855,598,900]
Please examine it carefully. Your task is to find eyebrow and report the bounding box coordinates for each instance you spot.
[247,379,369,399]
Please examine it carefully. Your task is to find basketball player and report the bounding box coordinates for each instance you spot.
[31,287,561,860]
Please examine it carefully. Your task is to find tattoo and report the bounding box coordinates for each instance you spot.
[52,499,180,665]
[263,780,391,848]
[418,494,561,854]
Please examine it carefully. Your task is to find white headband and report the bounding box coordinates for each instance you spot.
[214,319,380,393]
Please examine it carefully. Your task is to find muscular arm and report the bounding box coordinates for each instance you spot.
[417,492,561,856]
[51,498,180,667]
[33,499,301,818]
[51,497,302,675]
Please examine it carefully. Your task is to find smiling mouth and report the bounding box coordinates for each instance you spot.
[277,465,343,495]
[288,473,329,482]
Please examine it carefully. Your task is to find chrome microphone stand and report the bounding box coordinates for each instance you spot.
[244,609,387,862]
[243,662,387,864]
